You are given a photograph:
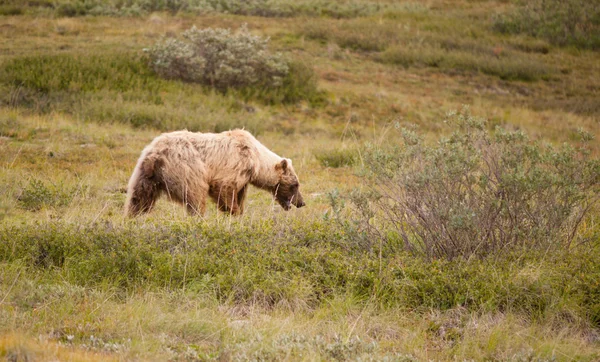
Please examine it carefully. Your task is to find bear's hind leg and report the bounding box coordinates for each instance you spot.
[125,177,160,217]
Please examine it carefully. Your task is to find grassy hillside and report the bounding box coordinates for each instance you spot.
[1,0,599,360]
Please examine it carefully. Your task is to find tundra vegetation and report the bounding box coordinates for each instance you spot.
[0,0,599,360]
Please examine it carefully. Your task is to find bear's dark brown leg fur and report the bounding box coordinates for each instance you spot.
[210,184,242,215]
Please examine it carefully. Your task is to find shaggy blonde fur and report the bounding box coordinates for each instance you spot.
[124,129,305,217]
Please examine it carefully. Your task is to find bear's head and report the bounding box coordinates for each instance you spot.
[274,159,305,211]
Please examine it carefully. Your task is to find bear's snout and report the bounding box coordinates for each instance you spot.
[292,192,305,208]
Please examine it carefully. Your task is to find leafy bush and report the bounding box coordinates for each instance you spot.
[147,25,320,103]
[148,25,288,90]
[493,0,600,50]
[1,220,600,325]
[351,108,600,260]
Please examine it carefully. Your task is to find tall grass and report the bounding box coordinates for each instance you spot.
[0,53,163,110]
[0,51,316,131]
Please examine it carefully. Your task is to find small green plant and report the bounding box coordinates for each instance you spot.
[314,147,358,168]
[351,108,600,260]
[16,179,75,211]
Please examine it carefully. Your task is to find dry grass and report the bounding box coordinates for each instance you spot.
[2,282,598,361]
[1,1,600,359]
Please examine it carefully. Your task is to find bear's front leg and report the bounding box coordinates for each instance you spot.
[183,184,208,216]
[210,184,242,215]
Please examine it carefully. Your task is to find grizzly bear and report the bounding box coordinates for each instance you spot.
[124,129,305,217]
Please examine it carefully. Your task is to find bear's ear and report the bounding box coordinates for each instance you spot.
[276,159,288,172]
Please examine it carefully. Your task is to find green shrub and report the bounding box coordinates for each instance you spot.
[238,60,323,105]
[147,25,320,104]
[148,25,288,90]
[0,52,273,131]
[350,108,600,260]
[1,220,599,325]
[493,0,600,50]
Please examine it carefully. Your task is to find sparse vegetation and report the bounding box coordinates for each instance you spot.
[494,0,600,50]
[1,0,599,359]
[2,0,406,18]
[301,17,556,81]
[379,45,554,81]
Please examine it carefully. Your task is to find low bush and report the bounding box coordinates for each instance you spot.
[493,0,600,50]
[147,25,321,103]
[350,108,600,260]
[148,25,289,89]
[1,220,599,325]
